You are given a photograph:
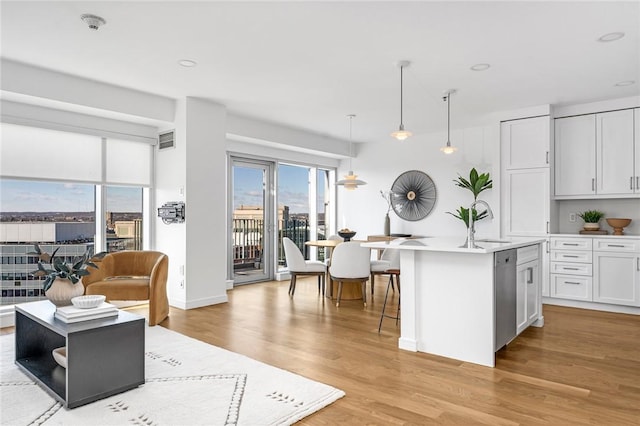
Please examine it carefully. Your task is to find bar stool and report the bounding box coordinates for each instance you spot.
[378,268,400,332]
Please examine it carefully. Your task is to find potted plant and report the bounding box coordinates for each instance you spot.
[447,168,493,228]
[578,210,605,231]
[30,244,101,307]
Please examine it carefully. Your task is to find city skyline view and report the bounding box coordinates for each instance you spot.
[0,180,142,214]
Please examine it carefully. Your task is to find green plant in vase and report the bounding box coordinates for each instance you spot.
[578,210,605,231]
[447,168,493,228]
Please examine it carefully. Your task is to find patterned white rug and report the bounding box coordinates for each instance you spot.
[1,326,344,425]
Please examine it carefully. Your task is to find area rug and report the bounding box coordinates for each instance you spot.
[0,326,344,425]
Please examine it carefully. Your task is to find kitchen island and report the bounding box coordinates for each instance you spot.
[362,237,545,367]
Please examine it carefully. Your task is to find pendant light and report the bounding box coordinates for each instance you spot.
[391,60,412,141]
[336,114,367,190]
[440,89,458,154]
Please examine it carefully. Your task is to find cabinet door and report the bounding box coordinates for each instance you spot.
[596,110,635,195]
[516,260,540,334]
[516,262,528,334]
[504,168,549,236]
[526,261,540,324]
[593,251,640,306]
[502,116,550,169]
[635,108,640,193]
[554,115,596,197]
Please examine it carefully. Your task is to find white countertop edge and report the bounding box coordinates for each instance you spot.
[550,233,639,239]
[361,237,546,254]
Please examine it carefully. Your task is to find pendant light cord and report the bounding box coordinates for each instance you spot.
[446,93,450,145]
[400,65,404,128]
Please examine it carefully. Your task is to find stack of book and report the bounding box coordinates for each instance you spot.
[55,303,119,323]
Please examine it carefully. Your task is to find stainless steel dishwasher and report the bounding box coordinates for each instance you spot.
[494,249,517,351]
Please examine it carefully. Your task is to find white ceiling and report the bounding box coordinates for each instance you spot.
[1,1,638,144]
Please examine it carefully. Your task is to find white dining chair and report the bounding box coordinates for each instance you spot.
[370,248,400,295]
[282,237,326,297]
[329,241,371,307]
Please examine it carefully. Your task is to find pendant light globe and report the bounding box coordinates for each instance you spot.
[336,114,367,190]
[440,89,458,154]
[391,60,412,141]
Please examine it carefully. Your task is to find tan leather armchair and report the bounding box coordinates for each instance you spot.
[83,251,169,326]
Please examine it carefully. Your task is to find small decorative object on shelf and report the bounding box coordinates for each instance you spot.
[578,210,605,231]
[380,190,393,236]
[338,229,356,241]
[606,218,632,235]
[29,243,102,307]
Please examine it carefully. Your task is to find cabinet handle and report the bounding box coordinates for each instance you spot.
[563,267,579,271]
[631,177,634,190]
[546,241,550,254]
[592,178,595,191]
[565,281,581,285]
[527,267,533,284]
[546,151,549,164]
[607,244,625,248]
[546,221,550,234]
[636,176,639,190]
[563,255,579,258]
[637,258,639,271]
[563,243,579,246]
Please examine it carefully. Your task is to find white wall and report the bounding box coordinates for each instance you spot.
[338,125,501,242]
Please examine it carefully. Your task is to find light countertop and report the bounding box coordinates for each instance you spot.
[551,233,639,239]
[361,236,546,254]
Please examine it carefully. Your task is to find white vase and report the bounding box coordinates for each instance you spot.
[583,223,600,231]
[45,278,84,307]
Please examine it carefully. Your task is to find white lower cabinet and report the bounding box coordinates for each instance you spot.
[549,236,640,308]
[516,246,540,335]
[593,248,640,307]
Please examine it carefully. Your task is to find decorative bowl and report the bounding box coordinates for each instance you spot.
[337,230,356,241]
[71,294,106,309]
[52,347,67,368]
[606,218,632,235]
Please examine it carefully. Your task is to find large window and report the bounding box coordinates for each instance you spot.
[0,123,153,305]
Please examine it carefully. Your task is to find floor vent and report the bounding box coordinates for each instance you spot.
[158,130,175,150]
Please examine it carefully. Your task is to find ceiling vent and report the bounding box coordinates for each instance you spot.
[158,130,175,150]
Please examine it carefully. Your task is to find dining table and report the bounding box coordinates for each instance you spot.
[305,239,365,300]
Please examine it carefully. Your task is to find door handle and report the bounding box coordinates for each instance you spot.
[527,267,533,284]
[631,177,634,190]
[546,151,549,164]
[592,178,595,191]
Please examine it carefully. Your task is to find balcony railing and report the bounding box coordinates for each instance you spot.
[232,218,326,271]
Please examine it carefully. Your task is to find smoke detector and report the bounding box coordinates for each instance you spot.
[81,14,106,30]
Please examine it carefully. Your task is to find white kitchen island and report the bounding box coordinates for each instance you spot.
[362,237,546,367]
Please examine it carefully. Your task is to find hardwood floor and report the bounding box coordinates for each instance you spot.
[5,277,640,424]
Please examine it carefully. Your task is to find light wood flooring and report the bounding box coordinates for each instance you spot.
[5,277,640,424]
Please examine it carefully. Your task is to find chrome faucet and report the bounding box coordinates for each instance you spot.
[466,200,494,249]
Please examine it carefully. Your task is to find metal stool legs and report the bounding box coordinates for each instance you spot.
[378,273,400,333]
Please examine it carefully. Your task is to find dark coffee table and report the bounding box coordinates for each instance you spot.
[15,300,145,408]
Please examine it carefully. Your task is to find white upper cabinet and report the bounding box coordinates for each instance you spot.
[596,109,635,195]
[554,114,596,197]
[635,108,640,192]
[555,109,637,198]
[502,116,550,169]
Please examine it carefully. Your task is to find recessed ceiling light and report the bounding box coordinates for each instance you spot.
[615,80,635,87]
[470,63,490,71]
[80,14,106,31]
[598,32,625,42]
[178,59,197,68]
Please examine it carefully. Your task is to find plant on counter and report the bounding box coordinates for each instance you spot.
[447,168,493,228]
[578,210,605,223]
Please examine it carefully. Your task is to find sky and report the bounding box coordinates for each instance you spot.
[233,164,326,214]
[0,180,142,212]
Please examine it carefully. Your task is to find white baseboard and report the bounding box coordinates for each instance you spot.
[275,271,290,281]
[543,297,640,315]
[0,305,15,328]
[168,294,228,310]
[226,279,234,290]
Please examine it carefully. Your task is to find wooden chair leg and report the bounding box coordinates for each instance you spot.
[321,274,325,297]
[289,274,297,296]
[370,273,375,295]
[336,281,343,307]
[317,275,321,294]
[361,280,367,307]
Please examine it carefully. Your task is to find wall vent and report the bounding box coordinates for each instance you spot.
[158,130,175,150]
